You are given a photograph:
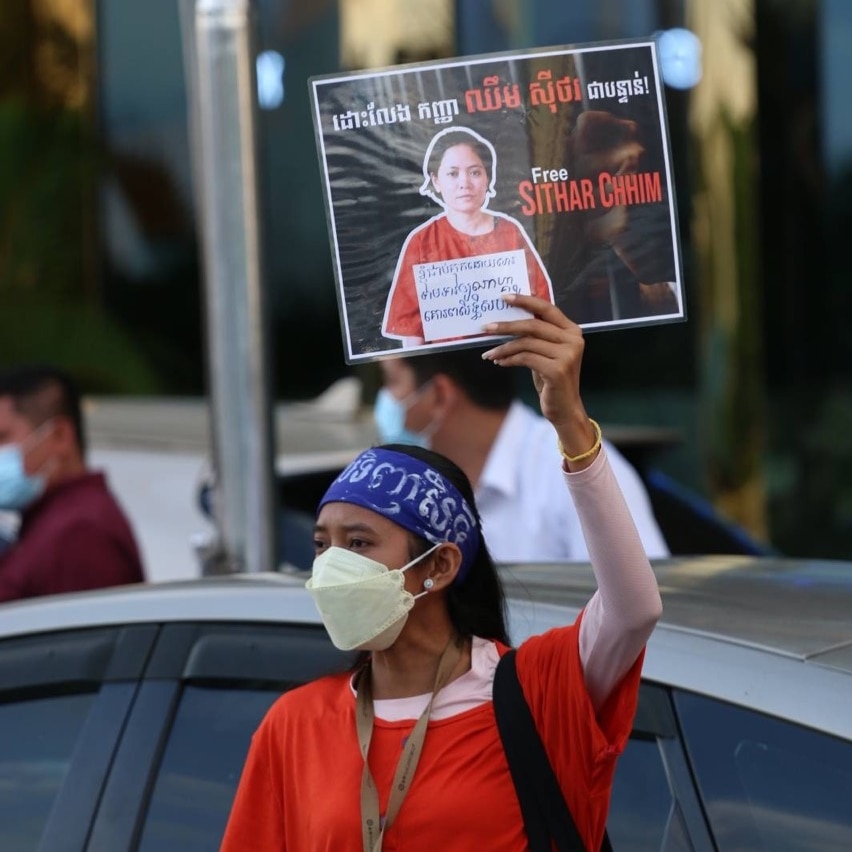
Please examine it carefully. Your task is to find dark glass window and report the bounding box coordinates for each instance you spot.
[137,685,281,852]
[610,736,693,851]
[0,692,95,852]
[675,691,852,851]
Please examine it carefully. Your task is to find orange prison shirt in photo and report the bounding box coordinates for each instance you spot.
[382,214,554,340]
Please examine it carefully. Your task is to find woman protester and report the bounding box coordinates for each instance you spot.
[221,294,662,852]
[382,127,554,347]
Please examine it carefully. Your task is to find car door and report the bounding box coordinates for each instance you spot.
[609,683,715,852]
[85,621,356,852]
[0,624,158,852]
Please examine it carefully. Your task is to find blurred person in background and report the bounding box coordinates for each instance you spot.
[375,347,669,562]
[0,364,145,602]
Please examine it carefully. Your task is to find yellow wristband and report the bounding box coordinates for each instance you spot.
[557,418,602,464]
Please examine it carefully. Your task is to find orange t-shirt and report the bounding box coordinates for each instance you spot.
[381,213,554,340]
[220,621,642,851]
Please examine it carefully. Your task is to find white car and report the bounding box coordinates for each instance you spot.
[0,554,850,851]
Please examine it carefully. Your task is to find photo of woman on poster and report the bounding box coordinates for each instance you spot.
[381,127,554,347]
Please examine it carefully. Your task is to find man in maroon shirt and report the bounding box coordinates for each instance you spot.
[0,364,145,603]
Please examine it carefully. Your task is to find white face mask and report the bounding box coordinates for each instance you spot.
[305,544,439,651]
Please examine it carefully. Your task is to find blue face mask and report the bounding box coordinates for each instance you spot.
[373,388,429,447]
[0,444,46,511]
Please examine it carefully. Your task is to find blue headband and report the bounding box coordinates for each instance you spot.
[318,448,480,583]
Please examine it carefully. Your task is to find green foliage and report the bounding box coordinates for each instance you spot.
[0,102,163,393]
[0,102,91,297]
[0,296,162,393]
[768,387,852,558]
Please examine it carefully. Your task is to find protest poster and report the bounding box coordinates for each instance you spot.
[309,38,685,363]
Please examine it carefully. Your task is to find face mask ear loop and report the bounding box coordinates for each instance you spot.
[401,378,434,410]
[21,418,58,481]
[22,418,56,453]
[401,542,442,600]
[408,379,444,444]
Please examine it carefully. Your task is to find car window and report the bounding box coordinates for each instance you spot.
[0,625,156,852]
[0,692,95,852]
[609,737,693,851]
[136,685,281,852]
[675,690,852,851]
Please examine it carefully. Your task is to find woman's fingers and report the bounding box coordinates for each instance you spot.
[479,294,587,428]
[481,295,583,363]
[485,294,574,333]
[481,334,583,369]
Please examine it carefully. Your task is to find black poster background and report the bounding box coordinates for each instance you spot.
[310,40,685,363]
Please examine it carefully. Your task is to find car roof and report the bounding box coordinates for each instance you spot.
[1,555,850,739]
[501,555,852,742]
[499,554,852,669]
[1,555,850,669]
[0,571,317,637]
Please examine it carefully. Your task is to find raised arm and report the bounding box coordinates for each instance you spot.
[481,294,662,711]
[563,447,662,710]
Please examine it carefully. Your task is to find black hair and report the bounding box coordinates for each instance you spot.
[406,348,518,411]
[381,442,510,645]
[426,129,494,183]
[0,363,86,454]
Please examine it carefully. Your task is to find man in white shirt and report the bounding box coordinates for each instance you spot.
[376,350,669,562]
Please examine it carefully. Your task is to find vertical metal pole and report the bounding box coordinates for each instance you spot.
[191,0,276,573]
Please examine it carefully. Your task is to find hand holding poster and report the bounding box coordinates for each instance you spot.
[310,38,685,363]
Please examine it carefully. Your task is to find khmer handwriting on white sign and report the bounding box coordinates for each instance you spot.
[415,249,531,342]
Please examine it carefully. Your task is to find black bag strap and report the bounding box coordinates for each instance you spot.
[493,649,613,852]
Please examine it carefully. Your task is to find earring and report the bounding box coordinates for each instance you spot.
[423,578,435,590]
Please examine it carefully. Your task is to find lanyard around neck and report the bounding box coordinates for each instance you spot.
[356,637,463,852]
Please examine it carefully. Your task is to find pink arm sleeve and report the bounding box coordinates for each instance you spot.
[565,447,663,712]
